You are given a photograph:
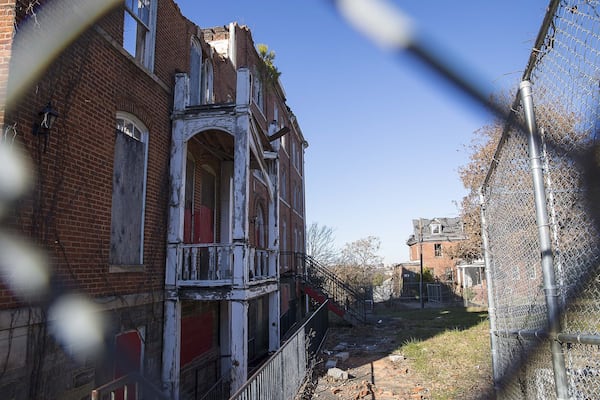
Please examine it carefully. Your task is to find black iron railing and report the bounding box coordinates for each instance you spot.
[229,301,329,400]
[281,252,367,324]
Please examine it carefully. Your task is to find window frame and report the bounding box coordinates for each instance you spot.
[280,166,287,203]
[201,59,214,104]
[123,0,157,70]
[434,243,443,257]
[252,71,264,113]
[189,37,203,106]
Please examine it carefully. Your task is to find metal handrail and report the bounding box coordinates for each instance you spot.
[229,301,329,400]
[198,373,230,400]
[283,252,367,323]
[91,371,168,400]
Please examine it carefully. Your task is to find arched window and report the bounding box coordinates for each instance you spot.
[293,225,299,253]
[189,38,202,106]
[183,153,196,243]
[280,167,287,202]
[197,165,216,243]
[252,70,263,112]
[110,113,148,267]
[201,59,214,104]
[281,218,288,252]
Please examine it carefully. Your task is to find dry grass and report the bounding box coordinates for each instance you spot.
[392,307,494,399]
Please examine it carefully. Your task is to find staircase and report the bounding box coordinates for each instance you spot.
[286,253,368,325]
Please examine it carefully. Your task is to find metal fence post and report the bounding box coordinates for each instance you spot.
[479,188,500,394]
[519,80,569,400]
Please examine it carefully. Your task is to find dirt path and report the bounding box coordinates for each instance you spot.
[302,317,433,400]
[300,306,493,400]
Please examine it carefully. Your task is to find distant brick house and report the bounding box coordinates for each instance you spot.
[405,217,466,282]
[0,1,307,399]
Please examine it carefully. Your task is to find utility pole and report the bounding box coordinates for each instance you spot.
[419,218,424,309]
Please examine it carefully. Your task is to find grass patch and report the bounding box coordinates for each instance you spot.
[389,307,489,345]
[392,307,493,399]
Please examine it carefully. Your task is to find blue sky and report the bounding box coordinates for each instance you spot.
[176,0,548,264]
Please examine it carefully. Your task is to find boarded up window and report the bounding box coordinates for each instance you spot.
[110,117,147,265]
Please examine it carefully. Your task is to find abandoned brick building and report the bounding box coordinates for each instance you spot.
[405,217,467,281]
[0,1,307,399]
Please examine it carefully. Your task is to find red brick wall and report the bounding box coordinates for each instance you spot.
[408,241,458,279]
[0,0,16,126]
[0,0,199,307]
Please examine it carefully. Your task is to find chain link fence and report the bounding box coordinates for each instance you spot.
[481,1,600,398]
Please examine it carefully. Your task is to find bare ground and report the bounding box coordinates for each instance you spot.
[298,305,494,400]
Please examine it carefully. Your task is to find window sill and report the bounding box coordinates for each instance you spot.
[109,264,146,273]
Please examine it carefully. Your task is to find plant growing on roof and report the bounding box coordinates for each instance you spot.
[257,43,281,84]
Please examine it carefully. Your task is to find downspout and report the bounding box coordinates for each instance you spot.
[520,80,569,400]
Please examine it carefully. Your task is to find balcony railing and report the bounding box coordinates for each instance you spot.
[249,248,272,281]
[176,244,275,286]
[178,243,234,286]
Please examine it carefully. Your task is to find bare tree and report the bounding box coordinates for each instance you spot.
[340,236,383,268]
[306,222,338,266]
[333,236,383,288]
[449,122,502,262]
[451,90,579,263]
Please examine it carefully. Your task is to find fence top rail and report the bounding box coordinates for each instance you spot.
[229,300,329,399]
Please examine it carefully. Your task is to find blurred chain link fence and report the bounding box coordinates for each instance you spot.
[481,0,600,398]
[4,0,600,399]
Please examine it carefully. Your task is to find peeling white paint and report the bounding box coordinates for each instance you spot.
[230,300,248,392]
[164,67,289,399]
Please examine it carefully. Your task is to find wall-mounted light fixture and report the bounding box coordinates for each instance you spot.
[32,102,59,136]
[32,102,59,152]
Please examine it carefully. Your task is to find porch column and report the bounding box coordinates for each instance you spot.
[268,290,280,351]
[265,153,280,278]
[266,142,281,351]
[162,73,189,399]
[230,300,249,394]
[232,68,251,286]
[162,298,181,399]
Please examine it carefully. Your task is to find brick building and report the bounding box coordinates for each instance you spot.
[0,1,307,399]
[405,217,466,281]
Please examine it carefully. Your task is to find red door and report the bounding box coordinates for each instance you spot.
[114,331,142,400]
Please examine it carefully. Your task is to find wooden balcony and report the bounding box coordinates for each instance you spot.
[178,243,233,286]
[176,243,276,288]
